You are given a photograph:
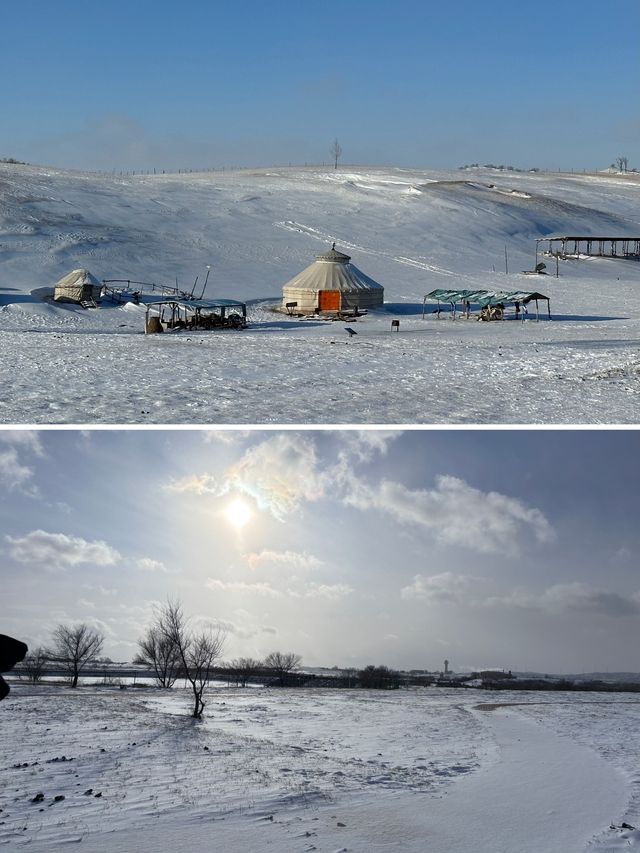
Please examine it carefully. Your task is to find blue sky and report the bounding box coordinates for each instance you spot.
[3,428,640,673]
[1,0,638,171]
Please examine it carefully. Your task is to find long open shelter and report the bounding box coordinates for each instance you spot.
[536,236,640,262]
[145,296,247,333]
[424,289,551,320]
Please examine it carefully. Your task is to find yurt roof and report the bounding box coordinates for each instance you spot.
[55,269,101,288]
[315,246,351,264]
[283,246,384,293]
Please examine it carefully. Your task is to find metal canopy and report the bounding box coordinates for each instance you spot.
[476,290,549,306]
[424,288,548,306]
[145,296,245,309]
[423,288,551,320]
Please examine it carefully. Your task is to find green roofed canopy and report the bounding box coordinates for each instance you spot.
[424,288,548,305]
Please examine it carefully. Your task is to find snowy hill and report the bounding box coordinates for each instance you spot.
[1,163,639,424]
[1,162,639,297]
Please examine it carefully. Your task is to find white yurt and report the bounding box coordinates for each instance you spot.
[281,244,384,314]
[53,269,102,304]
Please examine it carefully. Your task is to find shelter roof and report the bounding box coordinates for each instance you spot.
[425,289,488,302]
[477,290,549,306]
[425,288,549,306]
[537,235,640,242]
[146,296,246,309]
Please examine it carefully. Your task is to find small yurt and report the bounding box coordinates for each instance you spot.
[53,269,102,304]
[281,244,384,314]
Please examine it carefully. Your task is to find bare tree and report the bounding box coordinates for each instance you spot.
[23,646,47,684]
[614,156,629,173]
[264,650,301,686]
[331,138,342,170]
[155,600,225,718]
[227,657,263,688]
[48,624,104,688]
[134,626,181,688]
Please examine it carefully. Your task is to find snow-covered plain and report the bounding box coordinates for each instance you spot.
[2,683,639,852]
[1,163,640,424]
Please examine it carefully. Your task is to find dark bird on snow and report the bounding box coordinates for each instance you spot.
[345,327,357,337]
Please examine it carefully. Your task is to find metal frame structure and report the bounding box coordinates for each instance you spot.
[144,297,247,333]
[423,289,551,321]
[535,236,640,268]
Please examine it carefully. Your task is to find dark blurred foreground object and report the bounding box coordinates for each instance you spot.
[0,635,28,700]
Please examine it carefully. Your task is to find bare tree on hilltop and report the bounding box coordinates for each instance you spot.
[47,624,104,688]
[331,138,342,170]
[264,650,301,686]
[152,600,225,718]
[134,625,181,688]
[612,155,629,173]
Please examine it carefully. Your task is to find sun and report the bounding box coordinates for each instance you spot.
[225,497,254,530]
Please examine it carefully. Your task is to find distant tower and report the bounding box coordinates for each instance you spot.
[444,659,449,674]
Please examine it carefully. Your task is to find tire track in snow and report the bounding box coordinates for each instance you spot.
[274,219,455,277]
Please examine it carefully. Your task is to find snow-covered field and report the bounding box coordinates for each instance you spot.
[1,163,640,424]
[2,683,640,852]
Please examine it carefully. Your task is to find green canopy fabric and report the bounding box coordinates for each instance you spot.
[476,290,549,307]
[425,289,489,303]
[425,288,548,306]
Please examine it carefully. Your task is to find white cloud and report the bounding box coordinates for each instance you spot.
[0,431,44,456]
[338,430,402,462]
[207,574,352,601]
[401,571,481,603]
[223,434,325,520]
[203,430,252,445]
[136,557,174,574]
[215,618,260,639]
[342,473,554,555]
[614,546,632,560]
[286,582,354,600]
[0,431,45,494]
[83,584,118,597]
[0,449,35,492]
[206,578,282,597]
[245,549,323,571]
[6,530,121,569]
[166,434,324,521]
[486,582,640,618]
[165,473,219,495]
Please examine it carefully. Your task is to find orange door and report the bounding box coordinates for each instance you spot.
[318,290,341,311]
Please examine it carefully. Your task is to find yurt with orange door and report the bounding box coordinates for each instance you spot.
[281,244,384,314]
